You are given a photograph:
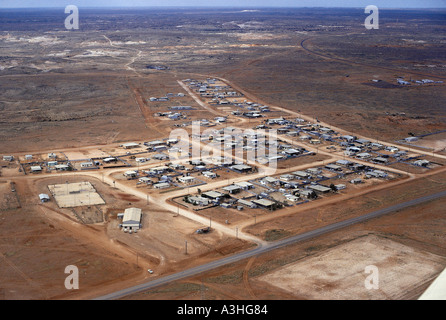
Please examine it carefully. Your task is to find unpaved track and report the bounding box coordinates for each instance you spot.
[300,37,446,81]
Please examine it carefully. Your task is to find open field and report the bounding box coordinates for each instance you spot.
[258,234,445,300]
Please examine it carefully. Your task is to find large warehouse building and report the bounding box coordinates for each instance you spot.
[122,207,142,231]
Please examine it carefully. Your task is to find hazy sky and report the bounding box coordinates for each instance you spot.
[1,0,445,8]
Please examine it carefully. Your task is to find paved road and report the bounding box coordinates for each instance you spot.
[93,189,446,300]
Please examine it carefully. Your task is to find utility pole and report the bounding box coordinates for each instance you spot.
[185,240,188,255]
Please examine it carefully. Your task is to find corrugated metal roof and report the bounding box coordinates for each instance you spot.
[123,208,142,224]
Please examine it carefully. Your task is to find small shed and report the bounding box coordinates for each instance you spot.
[39,194,50,203]
[202,171,217,179]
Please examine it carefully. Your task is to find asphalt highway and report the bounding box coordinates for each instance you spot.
[94,189,446,300]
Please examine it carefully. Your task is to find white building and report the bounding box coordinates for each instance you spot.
[30,166,42,173]
[124,170,138,178]
[122,208,142,231]
[81,162,94,168]
[179,176,196,184]
[39,194,50,203]
[202,171,217,179]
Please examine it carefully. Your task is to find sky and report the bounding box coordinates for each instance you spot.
[0,0,445,8]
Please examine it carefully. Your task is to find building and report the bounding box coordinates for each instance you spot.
[370,143,384,150]
[414,159,430,167]
[261,176,278,185]
[188,196,210,206]
[283,149,301,157]
[202,190,224,200]
[299,189,314,198]
[179,176,196,184]
[202,171,217,179]
[373,170,388,178]
[386,146,399,153]
[153,182,170,189]
[55,164,70,171]
[81,162,94,168]
[293,171,311,179]
[306,168,322,176]
[342,135,357,142]
[39,194,50,203]
[47,161,58,167]
[252,199,275,210]
[234,181,254,190]
[153,145,167,152]
[309,184,332,194]
[124,170,138,178]
[355,139,370,145]
[373,157,389,164]
[325,164,342,171]
[222,185,241,194]
[3,155,14,162]
[139,177,153,184]
[355,152,371,159]
[30,166,42,173]
[152,153,169,161]
[280,174,295,181]
[405,137,419,143]
[121,142,140,149]
[146,166,170,175]
[336,159,352,167]
[285,194,300,202]
[230,164,253,173]
[237,199,257,208]
[350,178,363,184]
[122,208,142,231]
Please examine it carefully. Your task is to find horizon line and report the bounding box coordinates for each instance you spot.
[1,6,446,10]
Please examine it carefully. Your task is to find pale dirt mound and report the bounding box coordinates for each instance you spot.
[257,234,446,300]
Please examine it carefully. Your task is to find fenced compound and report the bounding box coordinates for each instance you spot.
[48,181,105,208]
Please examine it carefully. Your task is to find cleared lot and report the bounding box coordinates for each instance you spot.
[48,181,105,208]
[258,234,446,300]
